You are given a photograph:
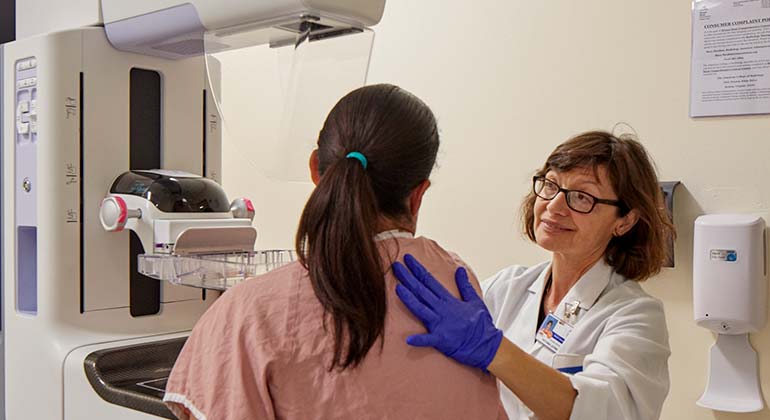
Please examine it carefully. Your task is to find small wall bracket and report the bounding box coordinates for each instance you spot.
[660,181,681,267]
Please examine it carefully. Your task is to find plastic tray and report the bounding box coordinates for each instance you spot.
[138,250,296,290]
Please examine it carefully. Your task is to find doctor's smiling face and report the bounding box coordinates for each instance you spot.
[522,131,675,281]
[533,166,635,263]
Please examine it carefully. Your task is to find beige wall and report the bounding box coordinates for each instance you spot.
[221,1,770,418]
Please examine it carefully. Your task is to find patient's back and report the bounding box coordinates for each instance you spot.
[165,235,506,420]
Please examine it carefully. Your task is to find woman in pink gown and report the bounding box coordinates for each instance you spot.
[164,84,507,420]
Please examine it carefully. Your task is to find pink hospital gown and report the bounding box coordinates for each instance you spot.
[164,235,507,420]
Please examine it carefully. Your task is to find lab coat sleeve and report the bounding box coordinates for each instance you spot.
[482,265,530,320]
[568,294,670,420]
[163,291,278,420]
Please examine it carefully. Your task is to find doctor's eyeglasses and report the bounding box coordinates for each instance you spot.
[532,176,626,214]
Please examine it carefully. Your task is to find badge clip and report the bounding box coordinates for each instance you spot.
[564,300,581,320]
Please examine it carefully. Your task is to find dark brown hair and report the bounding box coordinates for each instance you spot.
[295,84,439,370]
[521,131,675,281]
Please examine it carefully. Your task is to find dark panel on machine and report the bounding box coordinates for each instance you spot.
[129,68,161,316]
[84,337,186,419]
[130,69,161,171]
[0,0,14,45]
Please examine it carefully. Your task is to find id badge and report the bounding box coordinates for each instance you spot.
[535,313,574,353]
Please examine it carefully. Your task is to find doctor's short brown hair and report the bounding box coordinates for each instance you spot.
[521,131,675,281]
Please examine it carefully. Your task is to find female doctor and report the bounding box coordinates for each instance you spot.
[393,131,674,420]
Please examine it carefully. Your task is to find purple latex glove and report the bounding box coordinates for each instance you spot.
[393,254,503,371]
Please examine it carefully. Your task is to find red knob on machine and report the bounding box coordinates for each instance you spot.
[99,196,128,232]
[99,196,141,232]
[230,197,256,221]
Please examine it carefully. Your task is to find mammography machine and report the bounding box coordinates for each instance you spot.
[1,1,384,418]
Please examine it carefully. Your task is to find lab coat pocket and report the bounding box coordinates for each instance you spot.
[552,353,585,375]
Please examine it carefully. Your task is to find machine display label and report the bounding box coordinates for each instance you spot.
[66,209,78,223]
[65,163,78,185]
[710,249,737,262]
[65,97,77,119]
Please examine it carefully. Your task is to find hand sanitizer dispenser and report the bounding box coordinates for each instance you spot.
[693,214,767,412]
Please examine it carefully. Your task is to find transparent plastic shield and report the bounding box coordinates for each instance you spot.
[204,25,374,182]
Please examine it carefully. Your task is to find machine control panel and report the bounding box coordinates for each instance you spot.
[15,57,38,139]
[15,56,39,315]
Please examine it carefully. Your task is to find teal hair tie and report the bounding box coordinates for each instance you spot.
[345,152,368,169]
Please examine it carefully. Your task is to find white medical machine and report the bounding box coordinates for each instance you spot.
[1,1,385,418]
[693,214,767,413]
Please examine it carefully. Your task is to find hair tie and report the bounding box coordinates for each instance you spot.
[345,152,368,169]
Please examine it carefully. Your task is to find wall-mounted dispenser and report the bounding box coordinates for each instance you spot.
[693,214,767,413]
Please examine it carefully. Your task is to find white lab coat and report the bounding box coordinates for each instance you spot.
[482,259,670,420]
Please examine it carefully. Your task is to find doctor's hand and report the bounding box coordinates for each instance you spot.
[393,254,503,372]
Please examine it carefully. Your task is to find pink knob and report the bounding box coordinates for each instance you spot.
[230,197,256,220]
[99,196,128,232]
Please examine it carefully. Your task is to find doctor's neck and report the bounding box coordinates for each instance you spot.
[549,246,605,294]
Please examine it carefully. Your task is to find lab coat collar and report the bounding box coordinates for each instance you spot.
[519,259,614,351]
[527,262,552,295]
[526,258,614,311]
[514,262,551,351]
[560,259,614,311]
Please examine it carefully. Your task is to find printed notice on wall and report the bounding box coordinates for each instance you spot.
[691,0,770,117]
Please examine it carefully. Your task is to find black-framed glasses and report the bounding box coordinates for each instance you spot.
[533,176,626,214]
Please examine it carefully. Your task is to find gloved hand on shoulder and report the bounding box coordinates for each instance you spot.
[393,254,503,372]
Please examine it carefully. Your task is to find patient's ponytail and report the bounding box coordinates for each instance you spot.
[296,84,439,370]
